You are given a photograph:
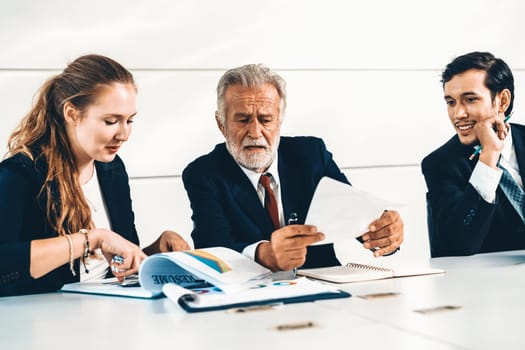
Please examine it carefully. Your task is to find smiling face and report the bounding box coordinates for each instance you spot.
[218,83,281,173]
[65,82,137,167]
[444,69,501,145]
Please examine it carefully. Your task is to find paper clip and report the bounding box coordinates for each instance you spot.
[228,303,283,313]
[275,321,315,331]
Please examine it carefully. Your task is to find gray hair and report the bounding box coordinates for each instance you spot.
[216,64,287,125]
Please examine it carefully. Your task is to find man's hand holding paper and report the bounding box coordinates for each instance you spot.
[256,225,325,271]
[361,210,403,257]
[305,177,404,257]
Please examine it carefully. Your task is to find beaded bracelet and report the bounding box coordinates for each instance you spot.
[79,229,91,274]
[64,234,76,276]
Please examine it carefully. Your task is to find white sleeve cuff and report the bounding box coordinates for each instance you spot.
[242,240,268,260]
[469,161,502,204]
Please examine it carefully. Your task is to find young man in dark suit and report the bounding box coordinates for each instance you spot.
[183,64,403,271]
[422,51,525,257]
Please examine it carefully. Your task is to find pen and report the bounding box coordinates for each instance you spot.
[468,114,511,160]
[287,212,298,225]
[288,213,298,277]
[356,235,376,253]
[356,208,387,254]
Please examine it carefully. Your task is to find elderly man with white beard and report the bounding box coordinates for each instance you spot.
[182,64,404,272]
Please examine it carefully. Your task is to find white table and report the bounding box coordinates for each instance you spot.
[1,250,524,350]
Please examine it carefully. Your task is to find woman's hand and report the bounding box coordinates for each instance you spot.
[89,228,147,281]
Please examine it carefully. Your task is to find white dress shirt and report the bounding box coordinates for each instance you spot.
[470,128,523,203]
[238,154,284,260]
[81,166,111,281]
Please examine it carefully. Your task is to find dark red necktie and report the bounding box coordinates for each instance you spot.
[259,173,280,229]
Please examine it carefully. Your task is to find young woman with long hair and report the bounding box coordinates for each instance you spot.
[0,54,189,297]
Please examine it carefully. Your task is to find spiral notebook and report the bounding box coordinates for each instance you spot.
[298,262,444,283]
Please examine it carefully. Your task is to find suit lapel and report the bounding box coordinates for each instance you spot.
[219,147,274,232]
[278,145,304,224]
[94,161,117,230]
[512,124,525,175]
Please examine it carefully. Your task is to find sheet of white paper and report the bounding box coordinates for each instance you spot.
[305,177,400,243]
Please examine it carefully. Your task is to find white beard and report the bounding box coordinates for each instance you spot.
[225,134,280,172]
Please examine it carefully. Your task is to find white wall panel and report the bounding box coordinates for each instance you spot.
[1,0,525,69]
[123,70,222,176]
[3,70,525,176]
[0,71,54,153]
[130,176,194,248]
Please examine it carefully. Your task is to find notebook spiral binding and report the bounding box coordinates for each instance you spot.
[345,262,391,272]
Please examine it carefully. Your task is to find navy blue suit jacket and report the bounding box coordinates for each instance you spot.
[182,136,350,268]
[0,153,139,297]
[422,123,525,257]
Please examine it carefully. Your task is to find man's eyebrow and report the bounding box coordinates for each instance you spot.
[444,91,479,99]
[233,112,252,118]
[461,91,479,97]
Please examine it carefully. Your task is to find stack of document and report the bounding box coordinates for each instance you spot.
[62,247,350,312]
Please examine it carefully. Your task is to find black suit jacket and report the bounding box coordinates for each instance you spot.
[421,123,525,257]
[182,136,350,268]
[0,153,139,297]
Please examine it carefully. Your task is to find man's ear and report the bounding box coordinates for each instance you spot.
[215,112,226,137]
[63,102,80,125]
[498,89,511,115]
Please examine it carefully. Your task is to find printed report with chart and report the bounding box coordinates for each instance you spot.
[62,247,350,312]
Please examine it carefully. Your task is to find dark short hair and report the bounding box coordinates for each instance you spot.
[441,51,515,115]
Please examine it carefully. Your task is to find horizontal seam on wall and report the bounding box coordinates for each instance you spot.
[129,163,420,181]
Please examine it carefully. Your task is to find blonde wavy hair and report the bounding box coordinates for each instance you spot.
[7,54,135,237]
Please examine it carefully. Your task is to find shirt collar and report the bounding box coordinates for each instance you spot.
[501,126,513,162]
[238,153,280,190]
